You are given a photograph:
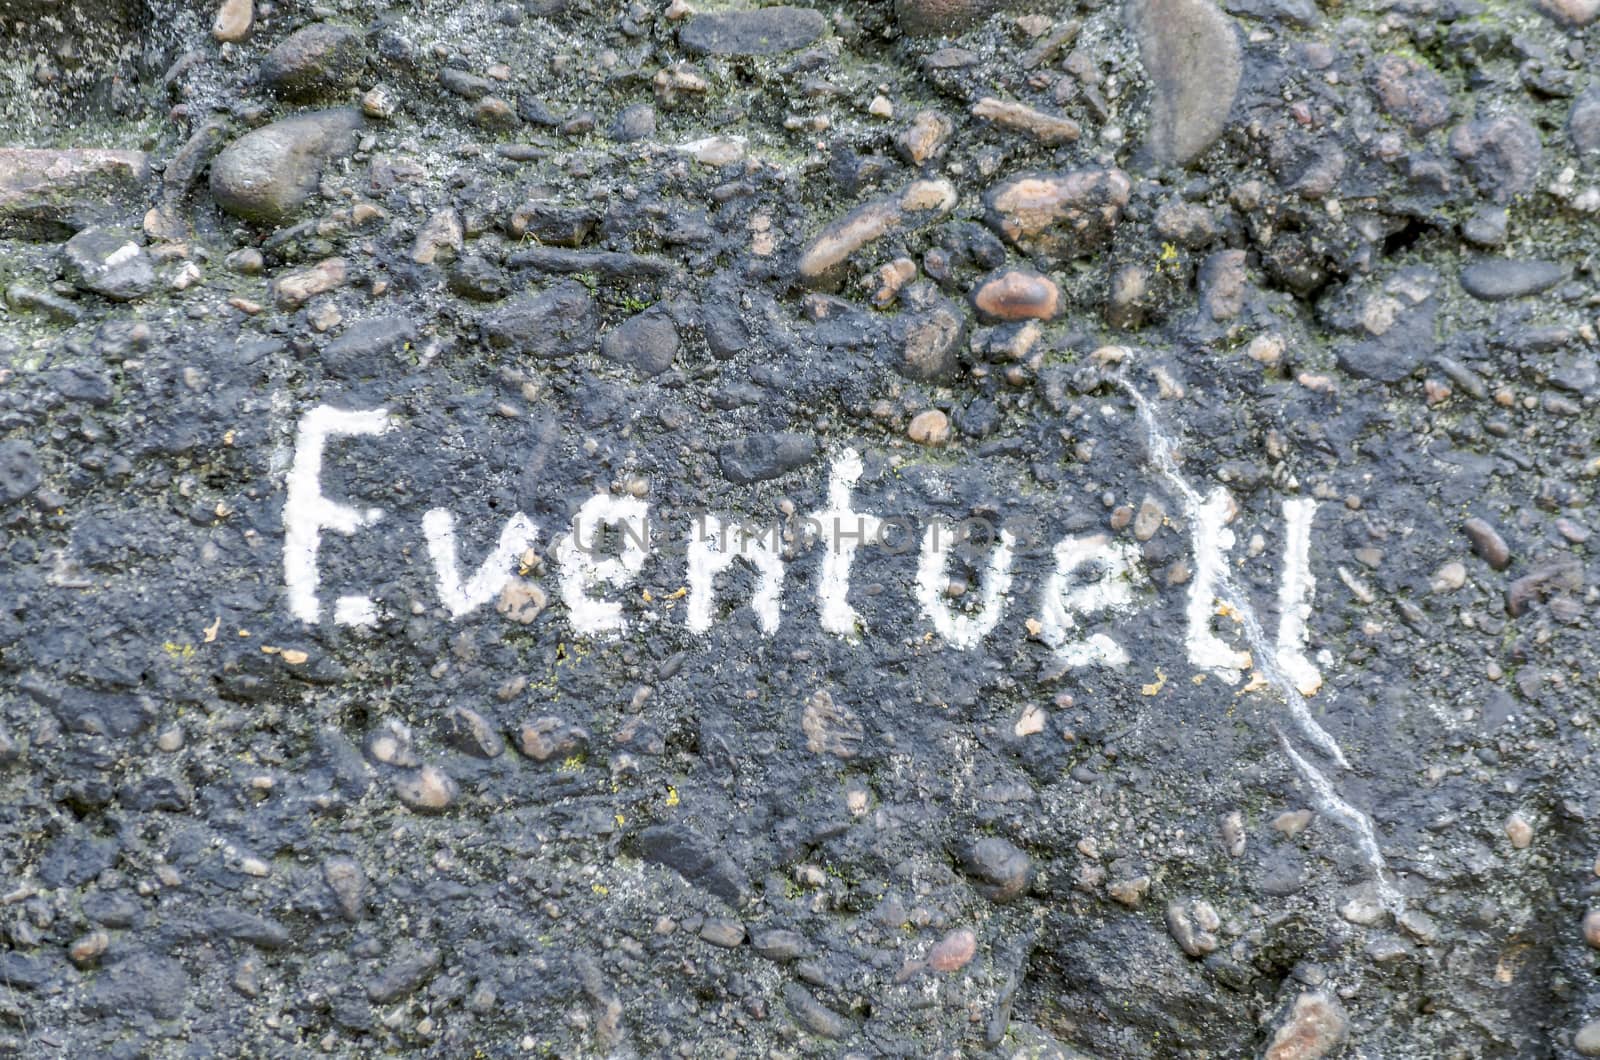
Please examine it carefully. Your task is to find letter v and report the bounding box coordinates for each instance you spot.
[422,508,540,618]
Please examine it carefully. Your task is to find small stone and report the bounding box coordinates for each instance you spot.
[1505,812,1534,849]
[411,208,463,265]
[1132,496,1165,541]
[970,269,1062,322]
[394,765,458,812]
[907,409,951,446]
[1265,991,1349,1060]
[600,307,680,377]
[700,918,745,948]
[68,930,110,968]
[1128,0,1242,165]
[1577,1019,1600,1057]
[719,433,818,483]
[1367,54,1452,134]
[272,257,347,308]
[679,7,826,56]
[796,179,956,285]
[1463,517,1512,570]
[610,103,656,141]
[209,110,362,224]
[1430,561,1467,593]
[959,836,1032,903]
[1271,809,1314,838]
[259,23,368,101]
[443,706,504,758]
[896,110,954,166]
[1583,909,1600,950]
[517,717,588,762]
[892,293,965,380]
[801,689,864,759]
[679,136,746,167]
[753,929,808,961]
[1166,899,1219,956]
[1535,0,1599,24]
[1450,115,1541,204]
[1339,889,1387,926]
[61,228,155,301]
[362,84,397,119]
[894,0,1000,34]
[784,984,848,1039]
[1572,88,1600,154]
[225,247,264,274]
[366,945,442,1003]
[1107,875,1150,908]
[1220,810,1246,857]
[213,0,252,41]
[483,281,598,359]
[496,580,546,624]
[982,168,1130,260]
[971,97,1080,145]
[1397,909,1439,945]
[1460,259,1566,302]
[1199,249,1248,321]
[322,856,367,921]
[1461,205,1508,248]
[927,928,977,971]
[0,149,150,234]
[475,96,518,129]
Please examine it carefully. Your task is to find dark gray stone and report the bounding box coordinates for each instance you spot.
[959,836,1032,902]
[259,23,368,101]
[1571,87,1600,154]
[680,7,826,56]
[323,315,418,377]
[482,281,598,358]
[61,227,155,301]
[600,307,680,377]
[1460,259,1566,301]
[1449,114,1541,204]
[85,953,189,1019]
[718,432,819,483]
[0,440,42,504]
[610,103,656,141]
[638,824,750,905]
[366,945,442,1003]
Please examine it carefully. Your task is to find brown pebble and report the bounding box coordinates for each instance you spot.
[896,110,954,166]
[927,928,977,971]
[1463,516,1511,570]
[971,269,1061,322]
[907,409,950,446]
[68,930,110,968]
[1583,909,1600,949]
[1265,991,1349,1060]
[395,765,458,812]
[213,0,252,41]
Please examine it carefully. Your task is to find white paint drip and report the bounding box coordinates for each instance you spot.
[686,515,785,634]
[554,494,651,637]
[1275,724,1403,912]
[283,406,392,624]
[809,449,881,637]
[422,508,540,619]
[1187,488,1253,683]
[1276,497,1322,696]
[1036,533,1143,668]
[915,525,1016,649]
[1120,377,1400,910]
